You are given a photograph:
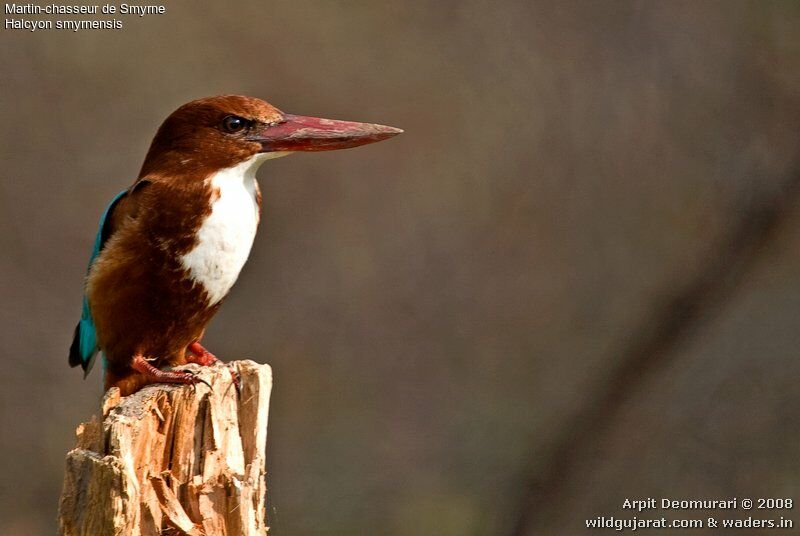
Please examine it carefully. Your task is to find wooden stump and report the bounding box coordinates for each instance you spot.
[58,360,272,536]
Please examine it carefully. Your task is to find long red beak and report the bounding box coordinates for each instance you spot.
[251,113,402,152]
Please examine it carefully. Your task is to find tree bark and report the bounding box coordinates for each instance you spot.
[58,360,272,536]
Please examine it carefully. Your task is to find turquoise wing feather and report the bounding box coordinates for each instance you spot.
[69,189,128,377]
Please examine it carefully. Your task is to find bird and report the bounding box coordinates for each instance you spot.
[69,95,401,396]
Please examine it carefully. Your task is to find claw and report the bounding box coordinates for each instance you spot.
[131,354,212,391]
[228,364,241,391]
[192,374,213,391]
[181,368,213,391]
[187,341,238,392]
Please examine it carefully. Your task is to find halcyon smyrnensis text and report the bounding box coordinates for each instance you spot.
[69,95,401,395]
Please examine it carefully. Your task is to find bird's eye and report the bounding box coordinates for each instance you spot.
[221,115,248,134]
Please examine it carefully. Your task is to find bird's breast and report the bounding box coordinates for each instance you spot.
[179,161,261,305]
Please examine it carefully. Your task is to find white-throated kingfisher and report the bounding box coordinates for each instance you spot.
[69,95,401,395]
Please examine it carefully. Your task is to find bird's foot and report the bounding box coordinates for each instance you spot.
[186,341,219,366]
[131,354,211,390]
[186,341,240,390]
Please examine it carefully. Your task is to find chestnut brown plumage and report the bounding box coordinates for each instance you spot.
[70,95,401,395]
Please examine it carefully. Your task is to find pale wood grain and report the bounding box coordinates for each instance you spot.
[59,361,272,536]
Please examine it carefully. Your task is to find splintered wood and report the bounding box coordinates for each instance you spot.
[58,360,272,536]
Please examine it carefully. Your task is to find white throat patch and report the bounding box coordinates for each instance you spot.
[179,152,288,305]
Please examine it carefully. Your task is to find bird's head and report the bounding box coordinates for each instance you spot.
[139,95,402,178]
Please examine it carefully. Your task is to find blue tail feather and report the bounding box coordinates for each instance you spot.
[69,189,128,375]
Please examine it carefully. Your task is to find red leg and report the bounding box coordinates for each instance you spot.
[187,341,240,389]
[131,354,210,388]
[186,341,219,366]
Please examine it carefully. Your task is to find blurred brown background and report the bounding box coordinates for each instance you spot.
[2,1,800,534]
